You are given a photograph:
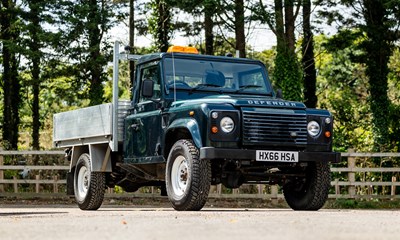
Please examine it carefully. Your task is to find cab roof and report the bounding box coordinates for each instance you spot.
[136,52,265,66]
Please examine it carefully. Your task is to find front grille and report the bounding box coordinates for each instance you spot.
[242,109,307,147]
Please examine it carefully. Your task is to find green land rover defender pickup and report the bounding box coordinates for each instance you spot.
[53,43,340,211]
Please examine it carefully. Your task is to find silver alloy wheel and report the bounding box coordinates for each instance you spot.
[73,153,106,210]
[171,155,189,199]
[77,165,90,201]
[166,139,211,211]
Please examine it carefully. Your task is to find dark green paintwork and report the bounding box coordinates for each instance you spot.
[123,52,332,164]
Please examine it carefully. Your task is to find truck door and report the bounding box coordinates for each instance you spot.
[124,63,164,164]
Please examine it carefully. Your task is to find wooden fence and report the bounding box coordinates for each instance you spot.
[1,150,400,199]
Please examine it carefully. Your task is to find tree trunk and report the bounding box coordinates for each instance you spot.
[363,0,392,151]
[272,0,302,101]
[204,1,214,55]
[274,0,285,52]
[273,0,285,89]
[302,0,317,108]
[88,0,104,105]
[284,0,295,53]
[234,0,246,58]
[28,1,41,150]
[156,0,170,52]
[1,0,21,150]
[129,0,135,88]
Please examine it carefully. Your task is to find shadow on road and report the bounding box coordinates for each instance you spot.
[0,211,68,217]
[97,207,292,213]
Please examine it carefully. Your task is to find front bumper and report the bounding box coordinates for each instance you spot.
[200,147,341,163]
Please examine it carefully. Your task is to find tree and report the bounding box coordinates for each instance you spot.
[318,0,400,151]
[316,34,372,152]
[234,0,245,58]
[204,0,215,55]
[0,0,21,150]
[252,0,302,101]
[55,0,123,106]
[19,0,47,150]
[302,0,317,108]
[388,49,400,152]
[167,0,218,55]
[129,0,135,84]
[149,0,171,52]
[215,0,248,58]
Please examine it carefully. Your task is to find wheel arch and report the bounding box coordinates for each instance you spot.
[164,118,203,159]
[70,146,89,172]
[70,144,112,173]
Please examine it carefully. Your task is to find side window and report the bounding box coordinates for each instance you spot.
[139,65,161,103]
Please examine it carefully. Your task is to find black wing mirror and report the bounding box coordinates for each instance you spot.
[142,79,154,98]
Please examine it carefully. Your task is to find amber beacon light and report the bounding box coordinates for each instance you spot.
[167,46,199,54]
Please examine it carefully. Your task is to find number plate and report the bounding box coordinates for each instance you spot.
[256,150,299,162]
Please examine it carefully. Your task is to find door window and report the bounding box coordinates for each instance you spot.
[139,65,161,103]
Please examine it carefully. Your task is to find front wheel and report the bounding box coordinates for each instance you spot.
[283,161,330,211]
[166,139,211,211]
[74,153,105,210]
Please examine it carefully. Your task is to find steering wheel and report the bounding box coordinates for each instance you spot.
[168,80,190,88]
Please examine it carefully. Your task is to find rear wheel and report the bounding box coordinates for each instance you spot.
[74,153,105,210]
[166,139,211,211]
[283,161,330,211]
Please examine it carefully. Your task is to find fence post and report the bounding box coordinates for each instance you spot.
[334,178,340,195]
[13,176,18,193]
[53,176,58,193]
[391,176,396,198]
[271,185,278,199]
[257,184,263,194]
[217,184,222,195]
[348,149,356,198]
[36,175,40,193]
[0,149,4,192]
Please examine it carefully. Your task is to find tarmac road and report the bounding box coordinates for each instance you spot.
[1,206,400,240]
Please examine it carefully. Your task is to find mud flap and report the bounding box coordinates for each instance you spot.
[66,171,75,195]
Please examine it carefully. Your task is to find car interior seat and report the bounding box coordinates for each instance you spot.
[205,70,226,87]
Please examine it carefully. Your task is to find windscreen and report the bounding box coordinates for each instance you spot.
[163,57,272,96]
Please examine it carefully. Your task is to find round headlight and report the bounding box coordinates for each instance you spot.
[307,121,320,137]
[220,117,235,133]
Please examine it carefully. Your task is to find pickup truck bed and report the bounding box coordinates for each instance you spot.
[53,100,130,148]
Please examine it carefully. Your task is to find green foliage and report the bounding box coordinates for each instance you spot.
[388,49,400,151]
[326,199,400,209]
[147,0,172,52]
[54,0,126,106]
[273,49,303,101]
[1,0,399,154]
[317,0,400,152]
[0,0,23,150]
[250,47,276,75]
[315,35,373,152]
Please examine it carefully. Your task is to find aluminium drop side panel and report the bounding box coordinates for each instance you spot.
[53,103,113,148]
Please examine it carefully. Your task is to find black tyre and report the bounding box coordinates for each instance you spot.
[283,161,330,211]
[74,153,105,210]
[166,139,211,211]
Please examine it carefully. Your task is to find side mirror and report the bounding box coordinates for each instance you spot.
[142,79,154,98]
[276,89,283,99]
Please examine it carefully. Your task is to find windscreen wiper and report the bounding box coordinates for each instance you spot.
[190,83,222,93]
[234,84,263,93]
